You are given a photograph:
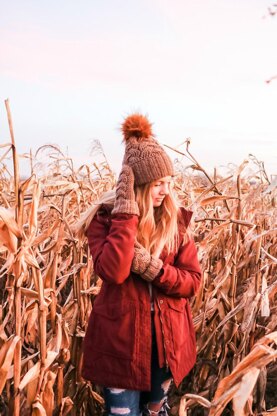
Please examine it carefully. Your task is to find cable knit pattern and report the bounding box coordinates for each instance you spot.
[121,114,174,186]
[143,256,163,282]
[131,241,163,282]
[132,244,151,275]
[112,165,140,215]
[124,136,174,186]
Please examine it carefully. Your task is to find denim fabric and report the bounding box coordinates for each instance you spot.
[103,313,172,416]
[103,388,140,416]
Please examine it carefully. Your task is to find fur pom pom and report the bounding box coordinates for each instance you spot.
[121,113,153,141]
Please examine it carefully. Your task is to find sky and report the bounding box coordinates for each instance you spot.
[0,0,277,178]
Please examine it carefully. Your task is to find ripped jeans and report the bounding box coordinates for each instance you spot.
[103,313,172,416]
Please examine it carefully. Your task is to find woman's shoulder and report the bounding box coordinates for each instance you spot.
[178,206,193,228]
[97,203,114,217]
[85,203,113,234]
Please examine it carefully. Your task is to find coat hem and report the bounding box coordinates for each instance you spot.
[81,371,151,392]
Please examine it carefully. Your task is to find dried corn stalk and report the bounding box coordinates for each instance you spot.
[0,103,276,416]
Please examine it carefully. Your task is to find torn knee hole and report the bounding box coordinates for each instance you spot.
[146,409,160,416]
[110,406,130,415]
[107,388,126,394]
[161,378,172,394]
[147,400,165,413]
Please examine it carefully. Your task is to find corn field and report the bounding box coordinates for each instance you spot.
[0,100,276,416]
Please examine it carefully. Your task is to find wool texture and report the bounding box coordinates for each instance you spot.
[131,240,163,282]
[121,113,174,185]
[112,165,139,215]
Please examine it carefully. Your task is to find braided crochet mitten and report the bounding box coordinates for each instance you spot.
[112,165,139,215]
[131,240,163,282]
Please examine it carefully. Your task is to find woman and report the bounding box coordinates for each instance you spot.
[82,114,202,416]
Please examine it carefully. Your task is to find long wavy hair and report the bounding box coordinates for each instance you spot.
[75,183,189,256]
[135,182,181,257]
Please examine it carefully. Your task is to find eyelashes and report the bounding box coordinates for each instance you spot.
[154,182,171,187]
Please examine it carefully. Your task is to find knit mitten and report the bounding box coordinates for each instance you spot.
[112,165,139,215]
[131,241,163,282]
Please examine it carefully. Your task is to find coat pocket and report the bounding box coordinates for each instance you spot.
[166,297,186,311]
[91,303,136,360]
[166,298,189,355]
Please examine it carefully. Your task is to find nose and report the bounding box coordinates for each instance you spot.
[160,183,170,195]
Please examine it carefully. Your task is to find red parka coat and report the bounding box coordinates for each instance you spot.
[82,205,202,390]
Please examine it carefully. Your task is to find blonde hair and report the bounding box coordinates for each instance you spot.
[72,190,115,238]
[135,182,181,257]
[74,182,190,255]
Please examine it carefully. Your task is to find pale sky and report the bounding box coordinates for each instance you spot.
[1,0,277,177]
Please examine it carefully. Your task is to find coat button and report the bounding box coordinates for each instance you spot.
[165,340,169,344]
[160,300,164,305]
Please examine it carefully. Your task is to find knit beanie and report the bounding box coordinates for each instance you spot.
[121,113,174,186]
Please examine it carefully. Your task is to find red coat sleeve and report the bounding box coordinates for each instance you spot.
[151,207,202,298]
[86,210,138,284]
[151,238,202,298]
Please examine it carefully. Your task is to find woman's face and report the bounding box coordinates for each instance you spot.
[150,176,172,207]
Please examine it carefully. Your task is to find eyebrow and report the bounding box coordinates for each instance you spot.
[155,178,172,184]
